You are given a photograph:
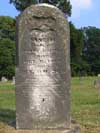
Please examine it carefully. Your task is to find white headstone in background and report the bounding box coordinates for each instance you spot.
[1,77,8,82]
[94,80,100,89]
[98,74,100,77]
[12,76,15,84]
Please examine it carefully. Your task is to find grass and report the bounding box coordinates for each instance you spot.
[0,81,15,109]
[71,76,100,132]
[0,77,100,132]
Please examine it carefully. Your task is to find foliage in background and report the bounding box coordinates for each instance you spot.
[9,0,72,16]
[82,27,100,75]
[69,22,89,76]
[0,16,15,79]
[0,16,15,41]
[70,22,100,76]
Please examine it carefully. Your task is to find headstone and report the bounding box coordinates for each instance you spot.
[1,77,8,82]
[12,76,15,84]
[98,74,100,77]
[94,80,100,89]
[15,4,79,132]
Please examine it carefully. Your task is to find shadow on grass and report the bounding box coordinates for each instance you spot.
[0,109,16,128]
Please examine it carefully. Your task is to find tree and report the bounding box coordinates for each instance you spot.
[0,16,15,41]
[69,22,87,76]
[0,16,16,79]
[0,39,15,79]
[10,0,72,16]
[82,26,100,75]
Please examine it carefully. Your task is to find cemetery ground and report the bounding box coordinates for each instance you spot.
[0,77,100,133]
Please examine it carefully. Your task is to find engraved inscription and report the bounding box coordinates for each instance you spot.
[22,29,58,75]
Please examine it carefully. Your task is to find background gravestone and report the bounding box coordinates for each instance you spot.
[94,80,100,89]
[12,76,15,84]
[1,77,8,82]
[16,4,71,129]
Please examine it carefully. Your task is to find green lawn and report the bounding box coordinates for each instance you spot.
[0,82,15,109]
[71,77,100,132]
[0,77,100,132]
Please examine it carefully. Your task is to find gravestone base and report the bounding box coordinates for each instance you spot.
[0,129,80,133]
[0,124,81,133]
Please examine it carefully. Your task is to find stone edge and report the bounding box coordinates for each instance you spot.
[0,125,81,133]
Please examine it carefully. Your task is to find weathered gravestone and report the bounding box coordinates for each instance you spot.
[15,4,79,132]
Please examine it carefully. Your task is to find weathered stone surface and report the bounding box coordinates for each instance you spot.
[16,4,70,129]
